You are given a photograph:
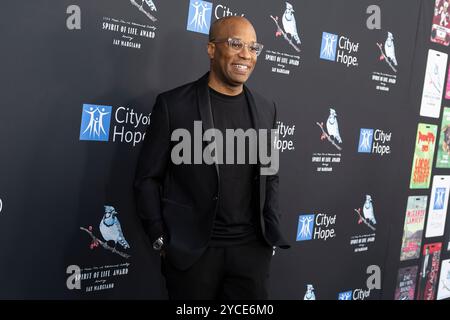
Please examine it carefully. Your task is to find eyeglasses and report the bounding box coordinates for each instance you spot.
[210,37,264,57]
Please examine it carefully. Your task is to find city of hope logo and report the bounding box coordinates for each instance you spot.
[320,31,359,67]
[296,213,336,242]
[357,128,392,156]
[186,0,213,34]
[320,32,338,61]
[79,104,112,142]
[358,129,374,153]
[296,214,315,241]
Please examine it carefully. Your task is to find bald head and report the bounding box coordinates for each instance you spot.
[208,16,256,42]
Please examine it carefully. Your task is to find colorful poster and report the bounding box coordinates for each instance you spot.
[410,123,438,189]
[416,243,442,300]
[431,0,450,46]
[419,49,447,118]
[437,259,450,300]
[400,196,427,261]
[395,266,418,300]
[436,108,450,167]
[425,176,450,238]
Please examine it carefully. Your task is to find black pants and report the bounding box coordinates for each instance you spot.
[161,239,273,300]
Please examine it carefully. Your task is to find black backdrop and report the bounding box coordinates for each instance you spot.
[1,0,449,300]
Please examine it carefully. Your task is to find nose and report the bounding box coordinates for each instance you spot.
[238,45,252,60]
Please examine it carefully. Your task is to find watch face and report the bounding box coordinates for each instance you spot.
[153,238,163,250]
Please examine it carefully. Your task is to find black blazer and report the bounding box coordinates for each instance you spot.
[134,73,290,270]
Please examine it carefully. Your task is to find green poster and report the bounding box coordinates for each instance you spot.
[410,123,437,189]
[400,196,427,261]
[436,107,450,168]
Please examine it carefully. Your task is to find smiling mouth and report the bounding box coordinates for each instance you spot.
[232,63,251,73]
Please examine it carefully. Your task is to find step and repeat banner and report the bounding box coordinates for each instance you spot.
[1,0,450,300]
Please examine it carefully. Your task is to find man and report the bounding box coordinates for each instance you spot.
[134,16,289,300]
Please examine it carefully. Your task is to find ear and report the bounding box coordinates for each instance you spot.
[207,42,215,59]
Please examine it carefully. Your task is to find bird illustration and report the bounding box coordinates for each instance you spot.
[430,62,443,94]
[140,0,157,12]
[362,195,376,225]
[326,108,342,144]
[282,2,301,45]
[304,284,316,300]
[384,32,398,67]
[100,205,130,249]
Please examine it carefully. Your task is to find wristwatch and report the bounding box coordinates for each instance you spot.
[152,235,164,251]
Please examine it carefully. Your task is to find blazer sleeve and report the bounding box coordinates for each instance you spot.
[134,94,170,243]
[262,102,290,248]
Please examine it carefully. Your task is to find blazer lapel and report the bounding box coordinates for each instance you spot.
[243,85,262,169]
[196,73,220,178]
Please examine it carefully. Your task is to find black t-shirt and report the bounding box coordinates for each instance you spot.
[208,87,260,246]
